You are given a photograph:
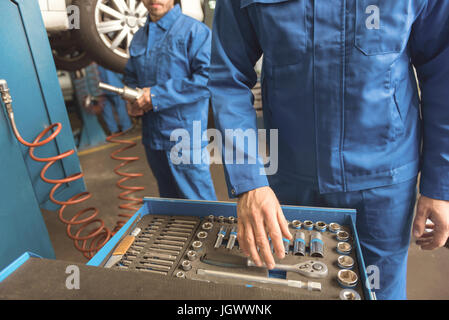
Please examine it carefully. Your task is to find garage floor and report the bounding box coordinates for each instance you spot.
[41,121,449,300]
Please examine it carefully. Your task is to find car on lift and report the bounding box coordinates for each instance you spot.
[40,0,216,73]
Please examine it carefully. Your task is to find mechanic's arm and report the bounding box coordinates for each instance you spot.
[138,26,212,113]
[209,0,291,269]
[410,0,449,250]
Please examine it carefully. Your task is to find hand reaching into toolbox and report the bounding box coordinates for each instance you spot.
[413,195,449,250]
[237,186,293,269]
[127,87,153,116]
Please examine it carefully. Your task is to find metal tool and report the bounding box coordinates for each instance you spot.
[187,250,198,261]
[135,267,167,275]
[104,255,123,268]
[247,260,328,279]
[207,215,215,222]
[283,238,290,255]
[337,242,352,255]
[175,271,186,278]
[181,260,192,271]
[310,231,324,258]
[303,220,314,231]
[315,221,327,232]
[143,258,174,266]
[99,82,143,101]
[226,226,238,250]
[152,242,183,250]
[143,251,177,261]
[159,235,188,241]
[337,269,358,288]
[293,231,306,256]
[337,255,355,270]
[171,219,197,225]
[197,269,321,291]
[140,262,171,271]
[202,222,213,230]
[214,226,227,248]
[337,230,350,242]
[291,220,302,229]
[192,240,203,252]
[218,216,225,223]
[329,222,341,233]
[197,231,208,240]
[339,289,361,300]
[227,216,235,224]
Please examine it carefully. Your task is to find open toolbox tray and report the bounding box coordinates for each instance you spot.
[88,198,375,300]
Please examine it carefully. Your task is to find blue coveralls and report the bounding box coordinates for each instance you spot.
[209,0,449,299]
[97,65,133,134]
[124,4,217,200]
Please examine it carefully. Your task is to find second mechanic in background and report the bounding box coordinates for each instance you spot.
[123,0,216,200]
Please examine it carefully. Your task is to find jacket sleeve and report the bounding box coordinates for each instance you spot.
[208,0,268,197]
[411,0,449,201]
[150,25,212,113]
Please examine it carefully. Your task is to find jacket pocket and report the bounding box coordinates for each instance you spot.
[354,0,410,55]
[241,0,306,66]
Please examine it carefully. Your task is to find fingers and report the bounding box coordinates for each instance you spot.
[237,219,249,257]
[412,199,429,238]
[420,224,449,250]
[277,208,292,240]
[244,223,264,267]
[263,208,285,260]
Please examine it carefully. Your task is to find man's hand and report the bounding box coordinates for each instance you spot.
[413,195,449,250]
[237,186,292,269]
[132,87,153,112]
[126,101,144,117]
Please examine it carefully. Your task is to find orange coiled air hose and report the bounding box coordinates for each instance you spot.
[106,131,145,233]
[10,121,112,259]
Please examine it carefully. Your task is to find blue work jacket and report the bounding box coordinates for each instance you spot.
[209,0,449,200]
[124,4,211,150]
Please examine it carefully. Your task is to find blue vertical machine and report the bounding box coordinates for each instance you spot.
[0,0,85,270]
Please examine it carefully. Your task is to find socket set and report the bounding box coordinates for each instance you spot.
[107,215,201,276]
[104,215,365,299]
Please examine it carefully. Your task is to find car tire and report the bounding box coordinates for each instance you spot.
[50,31,93,71]
[72,0,148,74]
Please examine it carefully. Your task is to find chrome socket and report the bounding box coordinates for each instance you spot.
[175,271,186,278]
[337,255,355,270]
[336,230,350,242]
[293,231,306,256]
[192,240,203,252]
[329,222,341,233]
[315,221,327,232]
[303,220,314,231]
[181,260,192,271]
[187,250,198,261]
[197,231,208,240]
[339,289,361,300]
[337,242,352,255]
[202,222,213,231]
[283,238,290,255]
[226,226,238,250]
[218,216,225,223]
[291,220,302,230]
[337,269,358,288]
[214,226,227,248]
[310,231,324,258]
[207,215,215,222]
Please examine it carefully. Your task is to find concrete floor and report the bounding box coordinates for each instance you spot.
[42,121,449,300]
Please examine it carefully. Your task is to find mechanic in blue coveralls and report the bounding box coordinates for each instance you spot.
[124,0,216,200]
[97,65,133,134]
[209,0,449,299]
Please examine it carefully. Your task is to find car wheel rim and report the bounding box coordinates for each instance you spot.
[94,0,148,59]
